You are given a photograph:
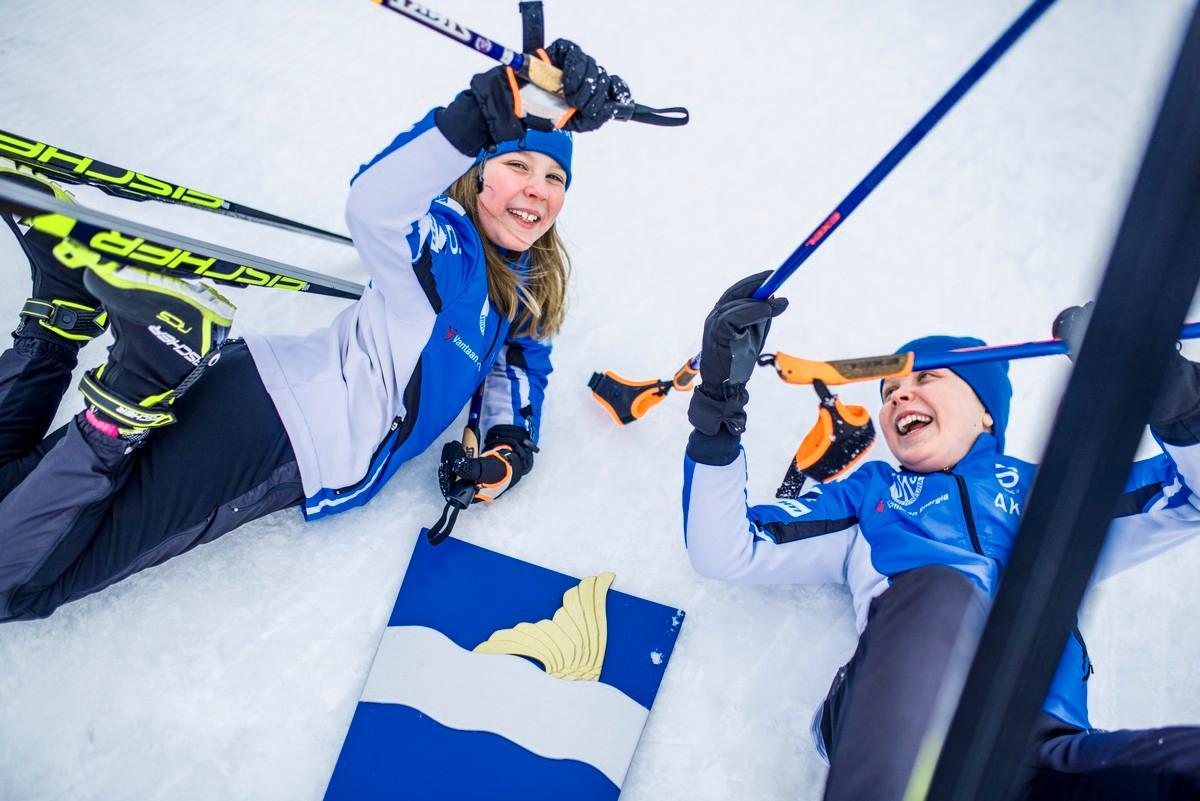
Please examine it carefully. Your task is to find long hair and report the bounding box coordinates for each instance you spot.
[444,166,571,340]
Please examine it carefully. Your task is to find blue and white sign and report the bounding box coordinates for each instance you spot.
[324,534,686,800]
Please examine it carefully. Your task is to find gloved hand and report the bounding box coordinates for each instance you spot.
[436,41,629,157]
[438,425,536,504]
[687,271,789,437]
[437,66,527,157]
[1051,301,1094,359]
[542,39,631,132]
[1054,301,1200,428]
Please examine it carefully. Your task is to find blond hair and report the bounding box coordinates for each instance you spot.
[444,167,570,340]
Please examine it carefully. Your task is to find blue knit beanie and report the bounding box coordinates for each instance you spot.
[483,128,574,189]
[889,335,1012,452]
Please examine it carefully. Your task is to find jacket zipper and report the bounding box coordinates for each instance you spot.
[333,306,506,497]
[951,472,985,556]
[480,310,504,368]
[1071,625,1095,681]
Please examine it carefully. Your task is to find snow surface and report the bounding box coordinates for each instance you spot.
[3,1,1200,799]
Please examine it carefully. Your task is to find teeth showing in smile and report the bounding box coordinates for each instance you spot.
[897,413,933,435]
[508,209,540,223]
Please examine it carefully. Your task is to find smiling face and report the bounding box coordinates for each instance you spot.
[880,369,994,473]
[474,150,567,251]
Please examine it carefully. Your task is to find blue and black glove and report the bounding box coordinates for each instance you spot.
[687,272,788,464]
[1054,302,1200,435]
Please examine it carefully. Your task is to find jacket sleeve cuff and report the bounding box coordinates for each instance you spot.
[1149,357,1200,445]
[1151,406,1200,446]
[484,424,536,478]
[687,428,742,466]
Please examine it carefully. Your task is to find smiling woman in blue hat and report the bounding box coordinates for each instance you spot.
[0,40,627,621]
[680,277,1200,800]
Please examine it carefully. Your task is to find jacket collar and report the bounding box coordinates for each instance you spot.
[898,433,1001,476]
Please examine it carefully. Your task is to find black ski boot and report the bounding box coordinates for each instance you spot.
[1,164,109,349]
[68,245,236,440]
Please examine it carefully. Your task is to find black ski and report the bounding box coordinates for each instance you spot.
[0,129,353,245]
[0,176,364,300]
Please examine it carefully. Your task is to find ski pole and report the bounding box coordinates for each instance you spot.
[369,0,689,127]
[0,177,365,300]
[589,0,1058,424]
[760,323,1200,387]
[426,387,485,546]
[1,130,352,245]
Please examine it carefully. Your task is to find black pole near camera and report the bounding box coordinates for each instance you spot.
[920,6,1200,801]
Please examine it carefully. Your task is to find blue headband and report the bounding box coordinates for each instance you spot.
[481,128,574,189]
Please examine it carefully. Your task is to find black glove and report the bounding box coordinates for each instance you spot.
[435,40,629,156]
[1054,301,1200,430]
[436,67,526,157]
[543,39,631,133]
[1051,301,1094,359]
[438,425,537,504]
[687,271,789,439]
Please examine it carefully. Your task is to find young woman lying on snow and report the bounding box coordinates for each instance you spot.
[681,273,1200,801]
[0,40,627,622]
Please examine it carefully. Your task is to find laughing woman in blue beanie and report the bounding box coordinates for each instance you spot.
[0,41,627,622]
[681,277,1200,800]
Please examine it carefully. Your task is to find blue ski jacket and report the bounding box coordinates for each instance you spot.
[683,425,1200,740]
[247,110,552,519]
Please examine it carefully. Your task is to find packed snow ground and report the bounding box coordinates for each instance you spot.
[3,1,1200,799]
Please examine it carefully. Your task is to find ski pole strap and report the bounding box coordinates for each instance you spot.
[427,476,476,545]
[520,1,544,53]
[426,504,461,546]
[620,104,691,127]
[777,380,875,494]
[587,370,672,425]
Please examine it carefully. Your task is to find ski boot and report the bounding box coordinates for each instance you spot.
[71,248,235,440]
[1,163,109,348]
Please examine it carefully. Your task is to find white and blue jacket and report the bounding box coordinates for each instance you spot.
[246,110,552,519]
[683,428,1200,736]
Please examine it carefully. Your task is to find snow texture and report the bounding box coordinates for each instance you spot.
[2,1,1200,799]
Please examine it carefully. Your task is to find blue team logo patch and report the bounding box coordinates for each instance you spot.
[889,474,925,507]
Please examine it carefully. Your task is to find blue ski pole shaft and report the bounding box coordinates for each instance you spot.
[766,322,1200,387]
[682,0,1057,365]
[752,0,1056,300]
[370,0,688,126]
[372,0,529,71]
[918,322,1200,370]
[592,0,1055,424]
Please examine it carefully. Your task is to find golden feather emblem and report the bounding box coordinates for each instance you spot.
[474,572,615,681]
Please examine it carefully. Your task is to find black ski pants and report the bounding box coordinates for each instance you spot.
[819,565,1200,801]
[0,336,303,621]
